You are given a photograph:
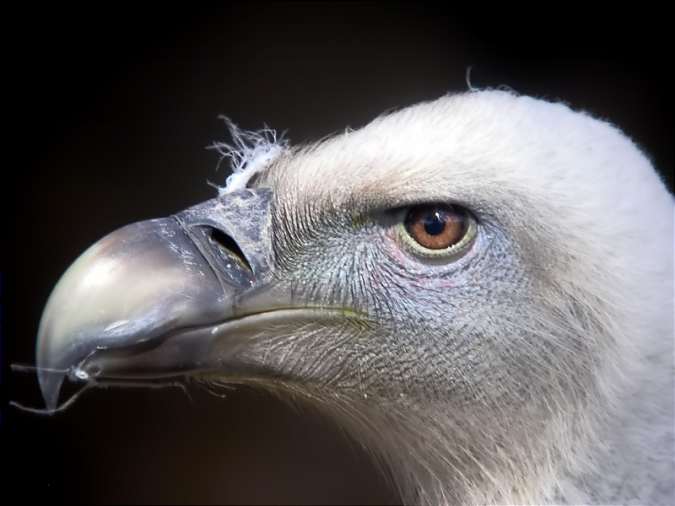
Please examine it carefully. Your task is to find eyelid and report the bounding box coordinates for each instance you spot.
[374,198,479,218]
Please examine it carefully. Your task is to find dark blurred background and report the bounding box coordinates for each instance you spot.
[4,3,672,504]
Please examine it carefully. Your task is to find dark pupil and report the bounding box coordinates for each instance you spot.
[423,211,446,235]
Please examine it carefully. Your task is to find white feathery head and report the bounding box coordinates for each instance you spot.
[252,90,674,504]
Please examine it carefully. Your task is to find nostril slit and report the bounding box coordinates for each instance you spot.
[208,228,253,273]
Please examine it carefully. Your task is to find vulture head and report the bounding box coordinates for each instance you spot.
[33,91,673,504]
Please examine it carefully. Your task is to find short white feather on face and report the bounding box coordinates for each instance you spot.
[243,91,674,505]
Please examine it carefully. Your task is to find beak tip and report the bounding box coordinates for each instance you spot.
[37,367,66,412]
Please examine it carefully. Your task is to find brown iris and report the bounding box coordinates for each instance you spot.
[404,204,469,250]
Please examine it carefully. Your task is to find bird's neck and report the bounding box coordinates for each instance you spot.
[555,343,674,505]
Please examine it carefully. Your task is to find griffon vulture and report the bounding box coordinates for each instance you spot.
[29,90,674,505]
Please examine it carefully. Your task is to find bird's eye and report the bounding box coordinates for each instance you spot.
[397,204,476,259]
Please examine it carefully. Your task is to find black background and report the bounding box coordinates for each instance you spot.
[4,3,672,504]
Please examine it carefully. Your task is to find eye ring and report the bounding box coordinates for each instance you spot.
[396,204,477,259]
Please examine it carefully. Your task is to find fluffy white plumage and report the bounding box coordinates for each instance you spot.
[209,117,287,194]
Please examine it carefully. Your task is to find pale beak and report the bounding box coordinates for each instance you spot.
[36,188,287,411]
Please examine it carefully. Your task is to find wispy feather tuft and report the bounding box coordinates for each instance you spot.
[208,117,287,195]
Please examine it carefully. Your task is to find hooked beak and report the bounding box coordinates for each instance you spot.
[36,188,298,411]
